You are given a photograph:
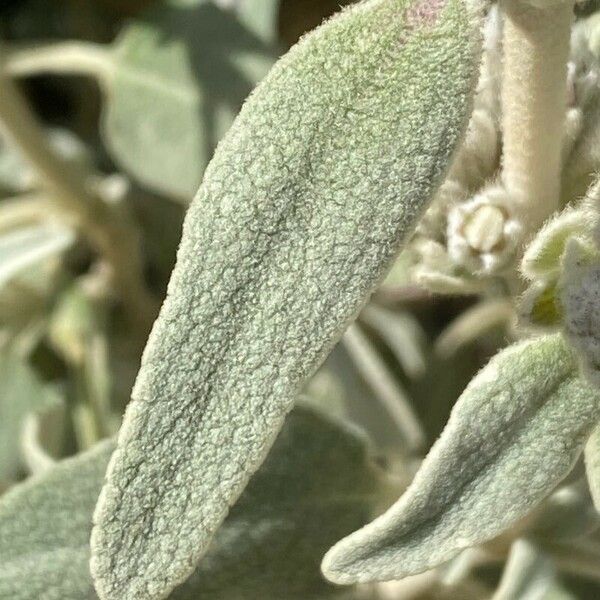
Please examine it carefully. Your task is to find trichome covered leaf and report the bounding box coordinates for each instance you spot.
[92,0,485,598]
[322,334,600,584]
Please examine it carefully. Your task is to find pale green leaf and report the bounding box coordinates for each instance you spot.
[0,408,384,600]
[92,1,484,596]
[0,224,74,290]
[322,334,600,584]
[0,351,63,482]
[103,0,277,200]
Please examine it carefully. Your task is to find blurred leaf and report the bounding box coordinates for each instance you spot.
[0,137,31,194]
[103,0,277,200]
[0,195,47,235]
[0,129,94,196]
[342,324,425,453]
[493,540,573,600]
[323,335,600,584]
[20,398,67,475]
[49,282,115,447]
[0,224,74,290]
[237,0,281,43]
[307,343,418,457]
[49,283,99,366]
[0,261,60,352]
[361,305,427,379]
[434,299,513,358]
[527,483,600,542]
[0,407,384,599]
[0,350,63,482]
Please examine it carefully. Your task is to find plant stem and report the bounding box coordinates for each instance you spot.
[0,73,156,331]
[501,0,574,233]
[4,41,111,81]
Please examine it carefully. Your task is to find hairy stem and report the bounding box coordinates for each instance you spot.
[3,41,111,81]
[0,74,155,331]
[501,0,573,232]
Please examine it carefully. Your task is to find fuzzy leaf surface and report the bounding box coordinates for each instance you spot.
[322,334,600,584]
[92,0,484,597]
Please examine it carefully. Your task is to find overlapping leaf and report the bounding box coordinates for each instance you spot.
[0,408,384,600]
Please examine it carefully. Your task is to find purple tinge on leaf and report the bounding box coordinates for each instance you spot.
[405,0,446,29]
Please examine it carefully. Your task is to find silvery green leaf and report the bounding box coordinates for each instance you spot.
[0,351,63,482]
[585,424,600,512]
[0,408,384,600]
[92,1,485,596]
[322,334,600,584]
[103,0,277,200]
[0,224,74,290]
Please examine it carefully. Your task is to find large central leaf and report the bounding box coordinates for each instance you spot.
[91,0,485,598]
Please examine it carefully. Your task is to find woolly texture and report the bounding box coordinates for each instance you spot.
[90,0,484,598]
[322,334,600,584]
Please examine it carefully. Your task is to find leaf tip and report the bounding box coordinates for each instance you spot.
[321,525,393,586]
